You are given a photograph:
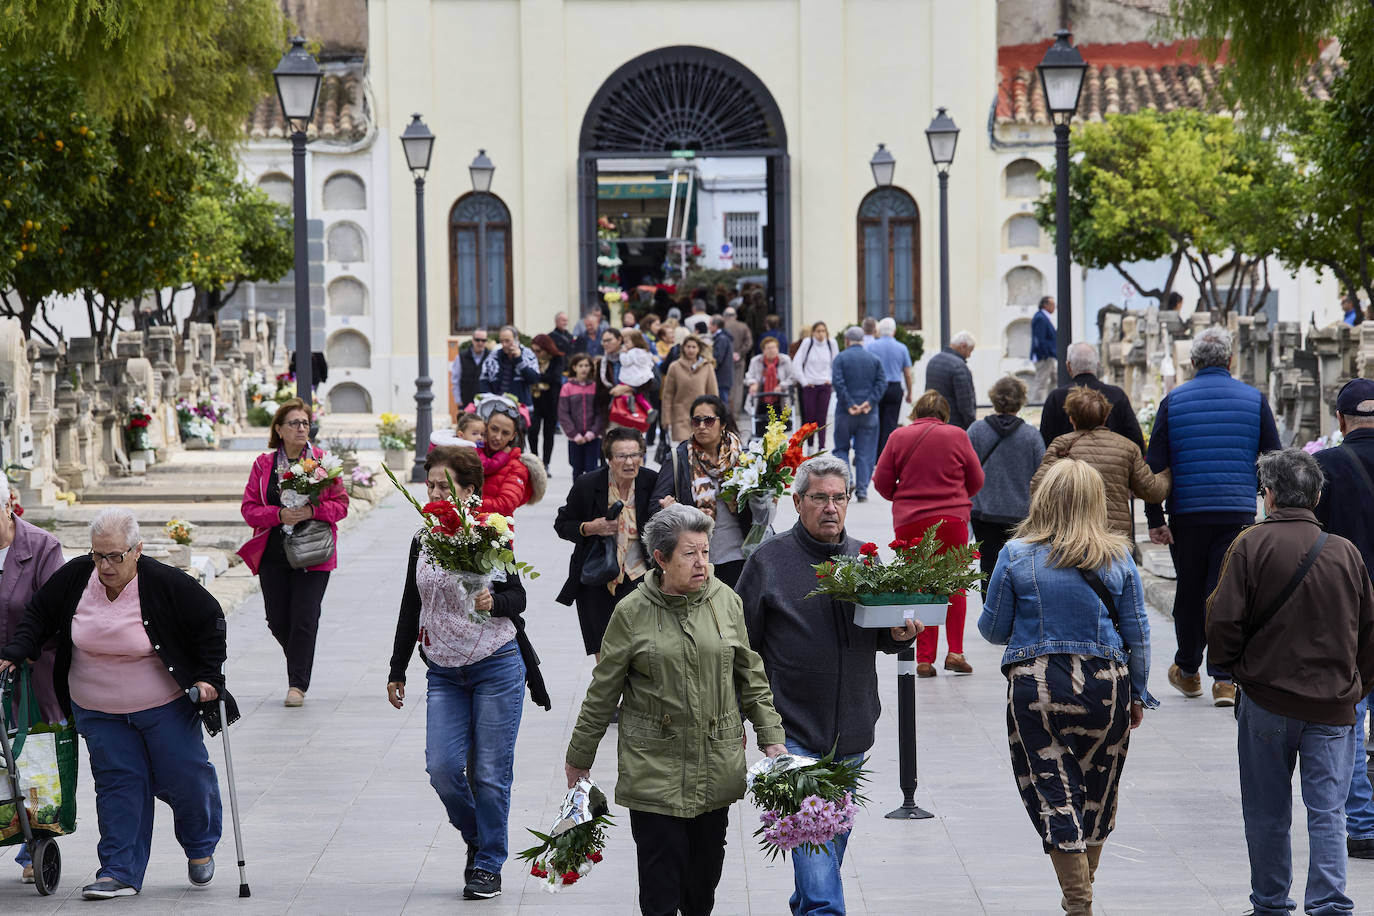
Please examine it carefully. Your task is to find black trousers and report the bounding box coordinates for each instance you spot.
[970,517,1017,582]
[714,559,745,590]
[258,562,331,691]
[877,381,905,456]
[629,807,730,916]
[528,404,557,467]
[1168,520,1246,679]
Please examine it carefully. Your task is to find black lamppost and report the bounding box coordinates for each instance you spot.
[925,108,960,351]
[273,36,323,413]
[868,143,896,321]
[401,114,436,483]
[1037,29,1088,388]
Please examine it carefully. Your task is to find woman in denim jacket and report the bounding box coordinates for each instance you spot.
[979,459,1159,916]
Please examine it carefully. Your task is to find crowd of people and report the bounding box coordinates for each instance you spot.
[7,292,1374,916]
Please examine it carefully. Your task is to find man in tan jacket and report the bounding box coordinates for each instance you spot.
[1206,448,1374,916]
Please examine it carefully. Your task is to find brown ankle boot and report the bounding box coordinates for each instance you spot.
[1049,850,1093,915]
[1086,844,1103,883]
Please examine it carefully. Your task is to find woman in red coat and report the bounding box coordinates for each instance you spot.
[238,398,349,707]
[873,390,984,677]
[474,396,546,517]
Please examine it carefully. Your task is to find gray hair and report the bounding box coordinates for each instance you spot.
[793,454,853,495]
[877,317,897,337]
[843,325,865,343]
[90,507,142,548]
[1257,448,1326,509]
[724,307,737,319]
[1191,326,1233,370]
[642,503,714,560]
[951,330,976,349]
[498,324,521,341]
[1066,341,1100,375]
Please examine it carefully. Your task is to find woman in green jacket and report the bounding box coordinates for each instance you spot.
[565,503,787,916]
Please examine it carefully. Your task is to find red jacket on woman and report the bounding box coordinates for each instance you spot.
[238,446,350,573]
[480,447,532,517]
[873,417,985,531]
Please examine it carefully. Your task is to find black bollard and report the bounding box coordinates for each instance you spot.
[885,647,933,819]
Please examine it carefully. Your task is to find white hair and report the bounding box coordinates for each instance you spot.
[951,330,976,349]
[642,503,714,559]
[877,317,897,337]
[794,454,853,495]
[89,507,142,549]
[1191,326,1233,370]
[1066,341,1100,375]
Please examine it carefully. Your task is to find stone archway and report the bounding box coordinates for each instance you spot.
[577,46,791,332]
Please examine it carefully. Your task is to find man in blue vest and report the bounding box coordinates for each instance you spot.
[1313,377,1374,858]
[1145,326,1281,707]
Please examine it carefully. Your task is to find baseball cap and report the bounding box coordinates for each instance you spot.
[1336,377,1374,416]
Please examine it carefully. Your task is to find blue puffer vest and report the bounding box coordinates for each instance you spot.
[1167,367,1262,516]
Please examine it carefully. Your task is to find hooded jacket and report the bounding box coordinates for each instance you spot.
[968,414,1046,525]
[738,521,914,757]
[565,570,785,818]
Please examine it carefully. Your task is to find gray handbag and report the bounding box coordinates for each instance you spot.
[284,519,335,569]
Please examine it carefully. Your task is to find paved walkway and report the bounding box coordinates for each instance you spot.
[6,475,1374,914]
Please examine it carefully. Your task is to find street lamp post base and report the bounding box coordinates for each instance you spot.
[884,802,934,820]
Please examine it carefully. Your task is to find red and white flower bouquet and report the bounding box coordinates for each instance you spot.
[518,778,612,893]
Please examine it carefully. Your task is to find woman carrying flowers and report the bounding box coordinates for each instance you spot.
[978,459,1156,916]
[564,503,786,916]
[387,446,548,902]
[649,394,756,588]
[237,398,349,707]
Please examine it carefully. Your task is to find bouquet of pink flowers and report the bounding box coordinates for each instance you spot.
[277,451,343,534]
[747,751,869,859]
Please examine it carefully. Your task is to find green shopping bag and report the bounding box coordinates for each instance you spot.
[1,665,77,841]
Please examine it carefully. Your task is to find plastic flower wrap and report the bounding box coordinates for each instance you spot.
[518,778,612,893]
[721,407,823,556]
[747,751,869,859]
[808,524,982,603]
[380,463,538,621]
[278,451,344,534]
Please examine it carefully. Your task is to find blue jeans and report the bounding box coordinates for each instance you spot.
[425,640,525,875]
[72,698,222,891]
[568,438,601,479]
[1345,692,1374,840]
[1238,696,1355,915]
[785,740,862,915]
[832,411,878,498]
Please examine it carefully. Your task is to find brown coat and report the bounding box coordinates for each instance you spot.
[1031,427,1171,537]
[1206,507,1374,726]
[661,357,718,442]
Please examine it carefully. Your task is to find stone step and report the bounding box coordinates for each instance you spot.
[79,481,247,503]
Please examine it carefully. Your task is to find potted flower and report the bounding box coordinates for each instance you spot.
[165,518,194,546]
[377,413,416,469]
[126,397,153,454]
[807,523,981,628]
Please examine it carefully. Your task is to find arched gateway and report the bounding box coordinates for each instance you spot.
[577,46,791,330]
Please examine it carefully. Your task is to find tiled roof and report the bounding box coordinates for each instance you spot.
[243,68,369,143]
[995,40,1341,126]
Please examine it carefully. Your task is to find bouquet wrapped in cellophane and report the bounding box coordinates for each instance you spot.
[381,463,538,622]
[278,450,344,534]
[518,778,612,893]
[747,750,869,859]
[720,407,823,556]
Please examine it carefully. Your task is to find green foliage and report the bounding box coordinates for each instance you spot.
[0,0,287,145]
[747,749,869,859]
[517,784,612,881]
[246,406,273,427]
[895,326,923,362]
[807,524,982,602]
[681,266,757,293]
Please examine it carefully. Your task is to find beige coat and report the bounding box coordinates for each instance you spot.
[1031,427,1171,537]
[661,356,718,442]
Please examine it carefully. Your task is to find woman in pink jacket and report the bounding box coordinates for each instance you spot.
[238,398,349,707]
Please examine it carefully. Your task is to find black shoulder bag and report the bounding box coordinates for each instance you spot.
[1342,443,1374,502]
[1076,567,1122,636]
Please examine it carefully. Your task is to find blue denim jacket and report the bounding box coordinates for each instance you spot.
[978,539,1160,708]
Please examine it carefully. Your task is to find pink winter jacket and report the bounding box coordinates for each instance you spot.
[237,448,350,574]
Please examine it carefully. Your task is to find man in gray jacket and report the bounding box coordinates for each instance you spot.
[739,455,920,916]
[923,331,977,429]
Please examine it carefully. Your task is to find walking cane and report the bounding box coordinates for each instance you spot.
[189,687,251,897]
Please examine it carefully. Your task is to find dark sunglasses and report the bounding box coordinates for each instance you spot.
[691,415,721,427]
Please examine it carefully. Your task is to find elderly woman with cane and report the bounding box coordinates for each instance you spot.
[565,503,787,916]
[0,507,238,900]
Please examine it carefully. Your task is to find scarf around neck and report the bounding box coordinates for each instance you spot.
[688,432,741,511]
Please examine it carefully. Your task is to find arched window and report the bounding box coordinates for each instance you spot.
[322,172,366,210]
[328,277,368,316]
[326,329,371,369]
[1004,159,1043,199]
[857,187,920,326]
[449,192,513,332]
[1005,266,1045,307]
[1006,214,1041,249]
[327,223,365,263]
[327,382,372,414]
[258,172,292,207]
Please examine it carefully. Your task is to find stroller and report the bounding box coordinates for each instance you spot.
[744,386,797,442]
[0,664,76,896]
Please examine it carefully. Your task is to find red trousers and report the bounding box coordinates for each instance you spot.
[895,515,968,664]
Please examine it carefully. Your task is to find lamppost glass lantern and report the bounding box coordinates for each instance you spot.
[1036,29,1088,123]
[272,36,323,128]
[401,114,435,174]
[469,149,495,193]
[924,108,960,174]
[869,143,895,188]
